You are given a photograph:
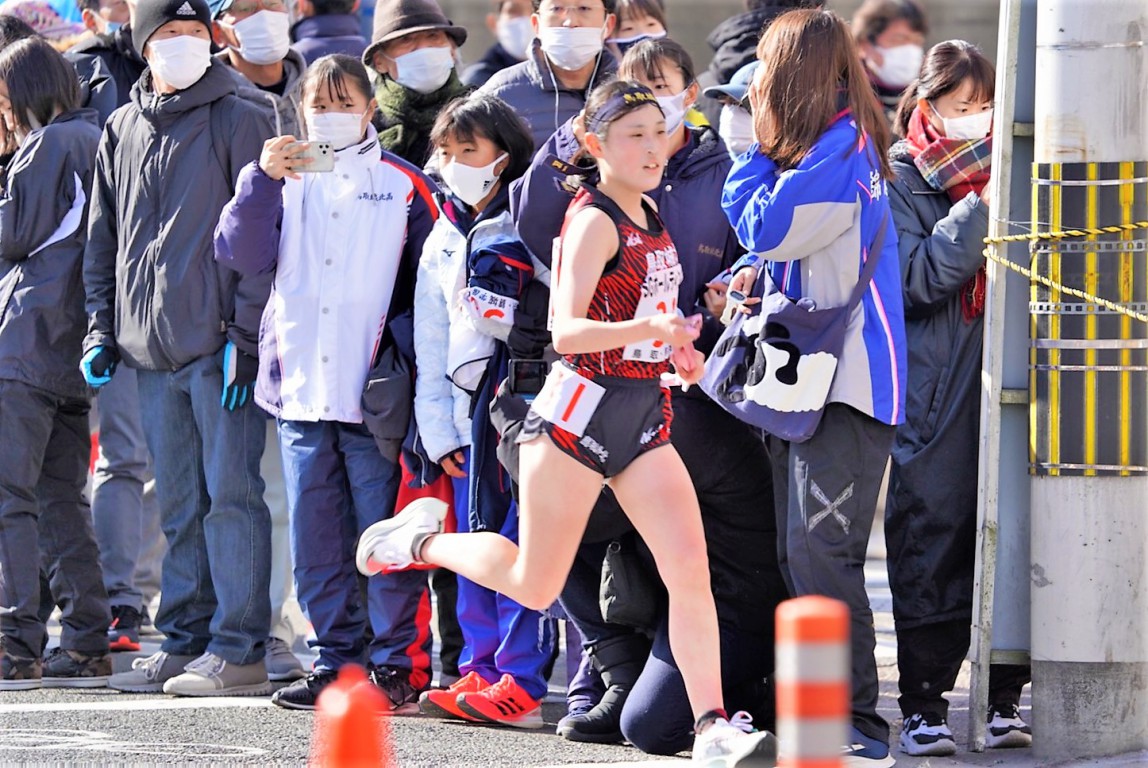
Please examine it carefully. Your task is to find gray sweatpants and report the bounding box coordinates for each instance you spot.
[765,402,894,745]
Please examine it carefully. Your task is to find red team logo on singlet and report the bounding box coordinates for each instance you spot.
[560,188,683,380]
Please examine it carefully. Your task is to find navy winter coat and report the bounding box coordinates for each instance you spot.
[884,139,991,628]
[0,110,102,399]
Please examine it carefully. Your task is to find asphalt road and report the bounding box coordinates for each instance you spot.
[3,565,1144,767]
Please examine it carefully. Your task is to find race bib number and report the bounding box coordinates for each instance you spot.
[622,263,683,362]
[530,365,605,438]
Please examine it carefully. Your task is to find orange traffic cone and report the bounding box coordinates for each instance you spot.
[309,665,394,767]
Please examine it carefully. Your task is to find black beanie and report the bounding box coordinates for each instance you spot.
[132,0,213,56]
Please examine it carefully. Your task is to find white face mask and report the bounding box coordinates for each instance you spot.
[655,88,690,136]
[496,16,534,61]
[870,43,924,88]
[390,45,455,94]
[307,111,367,150]
[147,35,212,91]
[936,106,993,141]
[440,152,507,207]
[608,29,666,57]
[718,104,754,158]
[226,10,291,66]
[538,24,604,71]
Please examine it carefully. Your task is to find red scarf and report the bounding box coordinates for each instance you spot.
[905,107,991,321]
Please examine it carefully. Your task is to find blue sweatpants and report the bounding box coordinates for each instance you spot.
[452,447,553,700]
[278,419,431,686]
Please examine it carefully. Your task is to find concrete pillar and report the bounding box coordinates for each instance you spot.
[1031,0,1148,760]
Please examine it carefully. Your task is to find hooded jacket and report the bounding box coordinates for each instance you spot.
[65,25,148,125]
[511,122,742,354]
[722,112,907,426]
[215,48,306,137]
[83,62,274,371]
[475,39,616,150]
[705,5,783,86]
[290,13,367,65]
[883,139,990,627]
[0,109,102,399]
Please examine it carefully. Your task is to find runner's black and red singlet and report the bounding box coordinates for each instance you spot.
[555,186,684,380]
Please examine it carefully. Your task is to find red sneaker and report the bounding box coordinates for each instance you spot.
[456,673,543,729]
[418,671,491,721]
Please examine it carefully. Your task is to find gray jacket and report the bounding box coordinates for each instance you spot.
[0,109,102,399]
[884,139,990,628]
[475,40,616,150]
[83,62,274,371]
[215,49,306,138]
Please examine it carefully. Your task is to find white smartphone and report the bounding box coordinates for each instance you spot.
[289,141,334,172]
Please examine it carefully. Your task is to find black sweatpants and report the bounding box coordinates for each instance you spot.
[766,402,895,745]
[897,618,1030,719]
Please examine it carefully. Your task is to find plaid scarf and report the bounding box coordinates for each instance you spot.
[905,107,992,321]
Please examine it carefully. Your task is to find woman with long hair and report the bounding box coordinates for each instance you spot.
[885,39,1031,757]
[722,9,907,766]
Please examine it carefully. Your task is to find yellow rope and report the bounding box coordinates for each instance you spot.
[982,223,1148,324]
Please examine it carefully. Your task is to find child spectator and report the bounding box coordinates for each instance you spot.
[411,92,556,728]
[604,0,663,58]
[0,35,109,691]
[214,53,438,712]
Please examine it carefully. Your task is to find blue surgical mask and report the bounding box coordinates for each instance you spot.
[105,21,122,34]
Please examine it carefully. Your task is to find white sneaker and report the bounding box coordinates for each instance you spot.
[986,704,1032,749]
[692,712,778,767]
[162,652,272,697]
[899,712,957,756]
[355,498,449,575]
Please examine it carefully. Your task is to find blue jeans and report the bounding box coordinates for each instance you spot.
[0,380,109,657]
[91,365,164,611]
[277,419,425,675]
[452,450,554,701]
[135,351,271,665]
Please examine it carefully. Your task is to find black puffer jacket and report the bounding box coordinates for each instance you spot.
[0,109,102,399]
[65,25,147,125]
[83,63,273,371]
[706,2,816,85]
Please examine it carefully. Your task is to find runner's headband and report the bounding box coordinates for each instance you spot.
[586,85,663,134]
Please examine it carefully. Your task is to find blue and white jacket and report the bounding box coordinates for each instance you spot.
[721,111,907,426]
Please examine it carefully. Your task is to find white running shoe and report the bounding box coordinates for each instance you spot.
[986,704,1032,749]
[355,497,449,575]
[692,712,778,767]
[900,712,957,756]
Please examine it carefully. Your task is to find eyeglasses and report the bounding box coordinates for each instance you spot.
[539,4,606,23]
[224,0,287,16]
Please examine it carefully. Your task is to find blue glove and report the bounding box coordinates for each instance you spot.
[221,341,258,411]
[80,345,119,388]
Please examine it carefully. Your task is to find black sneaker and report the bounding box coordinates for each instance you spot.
[0,640,41,691]
[367,666,422,715]
[987,703,1032,749]
[42,647,111,688]
[108,605,142,652]
[271,669,338,711]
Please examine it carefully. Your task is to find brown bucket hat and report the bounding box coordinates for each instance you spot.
[362,0,468,69]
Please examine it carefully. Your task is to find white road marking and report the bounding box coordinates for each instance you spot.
[0,697,273,714]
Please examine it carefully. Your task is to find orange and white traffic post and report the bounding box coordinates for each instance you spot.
[776,596,850,768]
[309,664,394,768]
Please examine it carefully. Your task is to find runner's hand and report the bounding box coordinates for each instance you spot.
[649,313,700,348]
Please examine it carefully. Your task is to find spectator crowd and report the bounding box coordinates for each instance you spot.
[0,0,1033,765]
